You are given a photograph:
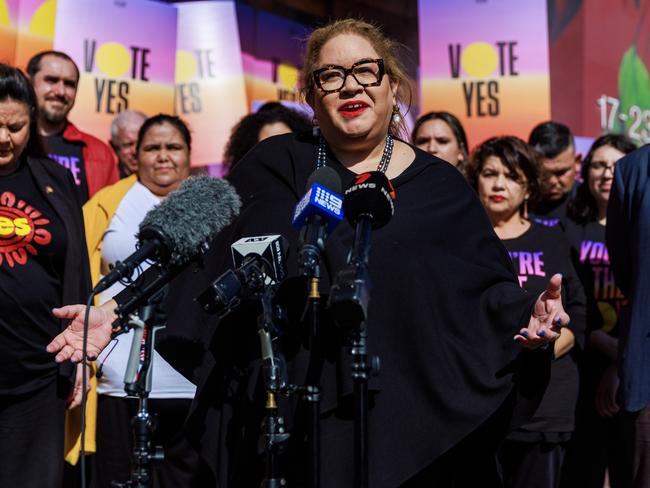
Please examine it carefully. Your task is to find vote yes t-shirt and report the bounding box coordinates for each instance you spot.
[0,160,67,395]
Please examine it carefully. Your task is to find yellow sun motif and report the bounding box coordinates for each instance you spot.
[597,301,617,333]
[461,42,498,78]
[96,42,131,78]
[28,0,56,37]
[0,0,11,27]
[277,63,298,90]
[175,50,198,83]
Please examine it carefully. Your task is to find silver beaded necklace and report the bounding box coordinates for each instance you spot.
[315,131,394,174]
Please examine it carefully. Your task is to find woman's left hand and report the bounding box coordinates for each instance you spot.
[514,273,570,349]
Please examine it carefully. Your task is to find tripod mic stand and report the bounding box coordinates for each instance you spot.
[111,303,165,488]
[257,286,291,488]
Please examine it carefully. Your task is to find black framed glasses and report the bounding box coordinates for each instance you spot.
[312,58,385,93]
[589,161,617,174]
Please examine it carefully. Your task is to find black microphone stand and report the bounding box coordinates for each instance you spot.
[299,271,323,488]
[298,217,326,488]
[111,303,165,488]
[329,216,380,488]
[257,286,291,488]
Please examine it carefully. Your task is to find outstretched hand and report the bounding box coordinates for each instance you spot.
[47,301,118,363]
[515,273,570,349]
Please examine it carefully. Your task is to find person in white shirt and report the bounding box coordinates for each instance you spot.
[81,114,200,488]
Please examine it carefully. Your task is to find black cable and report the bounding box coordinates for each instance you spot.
[80,291,96,488]
[95,339,119,379]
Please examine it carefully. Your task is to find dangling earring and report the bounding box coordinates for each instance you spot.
[391,105,401,125]
[311,117,319,137]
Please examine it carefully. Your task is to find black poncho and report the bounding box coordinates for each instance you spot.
[157,132,538,487]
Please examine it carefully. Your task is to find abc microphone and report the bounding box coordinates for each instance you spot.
[329,171,395,328]
[196,234,289,316]
[292,166,344,278]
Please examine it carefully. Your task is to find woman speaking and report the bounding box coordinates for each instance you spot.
[49,20,571,487]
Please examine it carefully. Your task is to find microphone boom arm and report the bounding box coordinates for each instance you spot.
[112,251,204,331]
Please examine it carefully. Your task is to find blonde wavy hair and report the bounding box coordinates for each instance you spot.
[301,19,411,138]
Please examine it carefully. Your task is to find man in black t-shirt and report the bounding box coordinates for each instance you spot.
[26,51,118,204]
[528,121,581,227]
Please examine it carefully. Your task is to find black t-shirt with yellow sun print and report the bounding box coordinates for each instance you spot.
[0,160,67,395]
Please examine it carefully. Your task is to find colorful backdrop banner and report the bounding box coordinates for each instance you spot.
[13,0,54,70]
[54,0,177,143]
[0,0,18,64]
[237,4,311,110]
[550,0,650,145]
[418,0,551,148]
[174,1,248,167]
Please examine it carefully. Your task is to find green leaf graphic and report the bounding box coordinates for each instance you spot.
[617,45,650,133]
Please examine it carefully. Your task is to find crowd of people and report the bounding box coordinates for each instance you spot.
[0,16,647,488]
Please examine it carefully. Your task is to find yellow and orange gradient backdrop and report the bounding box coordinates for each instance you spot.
[418,0,551,148]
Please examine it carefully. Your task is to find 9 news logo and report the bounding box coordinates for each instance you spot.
[314,186,343,217]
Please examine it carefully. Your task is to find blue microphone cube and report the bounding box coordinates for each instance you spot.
[292,183,344,233]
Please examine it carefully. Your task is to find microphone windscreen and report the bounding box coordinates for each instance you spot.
[343,171,395,229]
[138,176,242,262]
[306,166,342,195]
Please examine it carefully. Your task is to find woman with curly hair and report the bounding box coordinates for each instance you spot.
[222,103,311,173]
[467,136,586,488]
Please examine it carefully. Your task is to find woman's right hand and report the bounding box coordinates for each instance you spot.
[47,300,118,363]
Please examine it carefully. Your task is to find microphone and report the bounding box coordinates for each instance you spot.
[94,176,241,294]
[343,171,395,230]
[231,235,289,283]
[292,166,344,277]
[329,171,395,328]
[196,234,289,316]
